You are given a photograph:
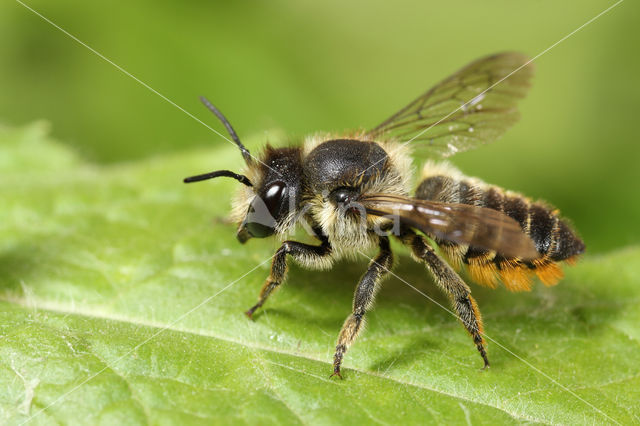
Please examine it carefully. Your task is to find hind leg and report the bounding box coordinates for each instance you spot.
[399,230,489,368]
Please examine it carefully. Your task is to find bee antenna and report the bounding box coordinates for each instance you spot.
[199,96,252,165]
[183,170,253,187]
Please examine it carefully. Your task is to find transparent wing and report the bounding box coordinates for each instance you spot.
[365,52,534,158]
[361,193,539,260]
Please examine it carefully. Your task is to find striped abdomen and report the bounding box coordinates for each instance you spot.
[415,165,585,291]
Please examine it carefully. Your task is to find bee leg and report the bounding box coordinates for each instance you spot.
[331,236,393,379]
[402,230,489,369]
[245,236,332,319]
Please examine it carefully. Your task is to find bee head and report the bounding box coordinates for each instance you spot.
[184,97,302,244]
[235,145,303,243]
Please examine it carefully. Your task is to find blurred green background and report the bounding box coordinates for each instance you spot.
[1,0,638,253]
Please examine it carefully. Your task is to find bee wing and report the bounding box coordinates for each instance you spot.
[361,193,539,260]
[365,52,534,158]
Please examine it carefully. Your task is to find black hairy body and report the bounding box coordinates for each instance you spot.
[185,52,585,378]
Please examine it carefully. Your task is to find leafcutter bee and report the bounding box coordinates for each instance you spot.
[184,52,585,378]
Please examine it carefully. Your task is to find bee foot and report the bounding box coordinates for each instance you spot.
[244,306,259,320]
[330,370,343,380]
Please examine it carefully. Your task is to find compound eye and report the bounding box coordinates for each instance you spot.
[244,181,287,239]
[263,181,287,214]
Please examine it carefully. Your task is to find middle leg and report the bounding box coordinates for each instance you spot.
[332,236,393,378]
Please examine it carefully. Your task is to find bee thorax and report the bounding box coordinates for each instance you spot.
[303,139,389,193]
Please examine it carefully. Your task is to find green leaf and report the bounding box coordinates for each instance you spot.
[1,122,638,425]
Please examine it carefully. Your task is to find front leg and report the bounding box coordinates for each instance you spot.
[245,235,332,319]
[332,236,393,378]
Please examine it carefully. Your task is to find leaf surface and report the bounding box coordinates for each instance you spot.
[1,123,638,425]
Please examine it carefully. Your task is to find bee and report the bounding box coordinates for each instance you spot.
[184,52,585,378]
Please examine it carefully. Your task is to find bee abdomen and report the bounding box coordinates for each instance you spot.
[415,173,585,291]
[494,190,584,262]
